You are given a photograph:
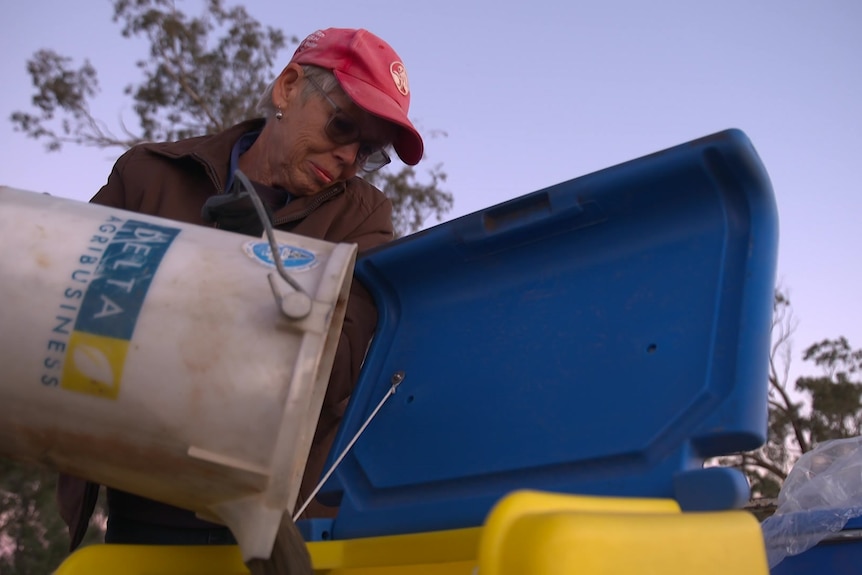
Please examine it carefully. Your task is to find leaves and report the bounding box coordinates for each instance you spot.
[113,0,289,142]
[364,162,453,238]
[9,50,106,151]
[0,460,70,574]
[10,0,291,148]
[0,459,107,574]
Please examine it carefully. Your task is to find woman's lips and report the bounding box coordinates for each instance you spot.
[311,162,333,184]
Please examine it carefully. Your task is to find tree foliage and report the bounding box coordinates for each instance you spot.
[0,459,66,574]
[363,162,449,238]
[797,337,862,441]
[716,290,862,500]
[12,0,288,149]
[10,0,453,237]
[0,459,106,574]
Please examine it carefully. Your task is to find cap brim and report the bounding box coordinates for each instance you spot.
[334,71,424,166]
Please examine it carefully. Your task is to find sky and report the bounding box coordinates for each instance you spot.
[1,0,860,384]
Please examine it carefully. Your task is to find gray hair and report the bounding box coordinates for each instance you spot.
[256,65,341,119]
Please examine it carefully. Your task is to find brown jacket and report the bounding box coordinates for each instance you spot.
[57,119,394,549]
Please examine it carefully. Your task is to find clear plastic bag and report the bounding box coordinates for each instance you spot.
[761,436,862,568]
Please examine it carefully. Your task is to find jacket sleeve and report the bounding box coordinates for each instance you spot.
[89,146,138,208]
[57,474,101,551]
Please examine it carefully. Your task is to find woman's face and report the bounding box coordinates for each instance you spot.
[244,65,394,196]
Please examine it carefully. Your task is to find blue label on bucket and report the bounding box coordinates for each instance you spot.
[243,241,318,272]
[41,216,180,399]
[76,221,178,339]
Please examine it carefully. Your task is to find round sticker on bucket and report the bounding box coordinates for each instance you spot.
[244,241,318,271]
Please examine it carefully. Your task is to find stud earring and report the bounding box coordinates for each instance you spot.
[275,109,283,120]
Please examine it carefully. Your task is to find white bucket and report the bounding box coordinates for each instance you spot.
[0,186,357,560]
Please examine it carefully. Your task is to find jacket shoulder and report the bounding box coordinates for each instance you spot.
[136,119,266,160]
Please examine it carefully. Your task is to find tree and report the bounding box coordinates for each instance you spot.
[0,459,105,575]
[10,0,453,237]
[716,291,862,503]
[363,161,449,239]
[0,459,66,575]
[796,337,862,441]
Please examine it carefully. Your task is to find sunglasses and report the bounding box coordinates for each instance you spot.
[305,75,392,173]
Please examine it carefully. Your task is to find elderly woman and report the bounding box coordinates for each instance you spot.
[57,27,423,550]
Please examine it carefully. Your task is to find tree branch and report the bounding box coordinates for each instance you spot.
[149,12,222,131]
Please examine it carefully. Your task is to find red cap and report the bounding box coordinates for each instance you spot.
[290,28,424,166]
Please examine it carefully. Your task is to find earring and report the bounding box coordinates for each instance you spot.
[275,109,283,120]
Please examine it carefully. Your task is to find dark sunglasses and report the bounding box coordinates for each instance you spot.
[305,75,392,172]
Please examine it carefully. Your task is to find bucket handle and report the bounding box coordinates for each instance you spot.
[235,169,313,320]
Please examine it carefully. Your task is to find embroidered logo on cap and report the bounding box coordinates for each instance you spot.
[390,62,409,96]
[296,29,325,53]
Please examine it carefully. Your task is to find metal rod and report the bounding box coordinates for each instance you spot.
[293,377,403,521]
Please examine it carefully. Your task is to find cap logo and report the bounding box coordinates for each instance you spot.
[296,29,325,54]
[390,62,409,96]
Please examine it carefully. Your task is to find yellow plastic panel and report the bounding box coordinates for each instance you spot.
[479,490,768,575]
[309,526,479,574]
[55,491,769,575]
[54,527,481,575]
[53,544,249,574]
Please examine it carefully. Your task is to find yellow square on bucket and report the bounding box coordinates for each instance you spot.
[60,331,129,399]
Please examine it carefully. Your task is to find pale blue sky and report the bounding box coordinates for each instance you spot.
[2,0,860,383]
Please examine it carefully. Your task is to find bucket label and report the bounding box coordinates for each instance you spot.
[243,241,318,272]
[42,216,180,399]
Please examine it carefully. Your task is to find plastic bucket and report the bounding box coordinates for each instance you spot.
[0,186,357,560]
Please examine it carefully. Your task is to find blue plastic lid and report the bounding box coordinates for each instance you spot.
[312,129,778,541]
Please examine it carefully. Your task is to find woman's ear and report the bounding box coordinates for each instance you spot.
[272,63,303,109]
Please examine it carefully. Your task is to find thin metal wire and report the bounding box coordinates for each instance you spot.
[293,380,401,521]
